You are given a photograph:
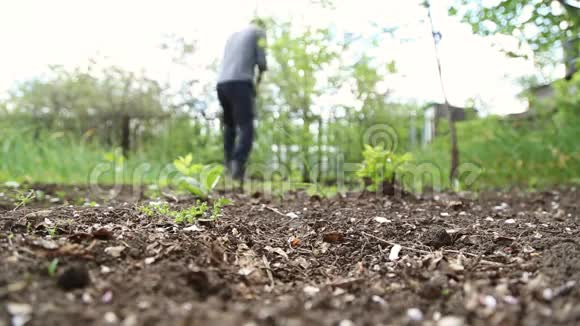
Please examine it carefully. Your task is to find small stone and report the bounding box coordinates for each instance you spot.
[339,320,355,326]
[285,212,299,219]
[303,285,320,297]
[480,295,497,309]
[104,246,125,258]
[66,293,75,301]
[82,292,93,304]
[32,238,59,250]
[389,244,402,261]
[437,316,464,326]
[138,301,151,310]
[372,295,386,305]
[104,312,118,324]
[407,308,423,321]
[493,203,509,210]
[374,216,391,224]
[6,302,32,326]
[122,314,138,326]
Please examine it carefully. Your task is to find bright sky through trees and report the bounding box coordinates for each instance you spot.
[0,0,551,114]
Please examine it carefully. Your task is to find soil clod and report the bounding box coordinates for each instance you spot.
[57,264,91,291]
[423,226,453,249]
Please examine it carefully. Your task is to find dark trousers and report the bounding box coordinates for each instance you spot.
[217,81,255,169]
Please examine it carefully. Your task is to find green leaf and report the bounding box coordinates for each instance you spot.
[203,165,224,191]
[448,7,458,16]
[189,164,204,175]
[179,177,206,198]
[48,258,59,277]
[387,61,397,74]
[173,160,190,176]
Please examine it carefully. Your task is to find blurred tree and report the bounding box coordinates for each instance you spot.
[425,0,460,184]
[449,0,579,73]
[265,21,345,182]
[7,63,165,157]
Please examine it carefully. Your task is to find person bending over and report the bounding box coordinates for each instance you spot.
[216,18,268,181]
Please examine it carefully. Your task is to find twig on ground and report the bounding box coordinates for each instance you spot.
[262,255,275,287]
[444,249,480,258]
[361,232,431,254]
[467,253,483,273]
[264,206,287,217]
[361,232,505,266]
[359,238,368,258]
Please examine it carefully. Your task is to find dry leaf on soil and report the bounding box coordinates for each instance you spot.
[265,246,289,260]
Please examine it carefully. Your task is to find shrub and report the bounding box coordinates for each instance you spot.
[173,154,224,199]
[356,144,414,194]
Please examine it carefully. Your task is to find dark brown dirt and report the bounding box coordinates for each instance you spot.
[1,186,579,325]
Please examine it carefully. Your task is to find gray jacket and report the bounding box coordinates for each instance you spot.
[217,25,268,84]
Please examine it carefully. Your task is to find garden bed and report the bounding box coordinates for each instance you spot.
[1,185,579,325]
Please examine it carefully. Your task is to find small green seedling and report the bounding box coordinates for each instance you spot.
[48,258,59,277]
[48,226,57,238]
[13,190,36,211]
[173,154,224,199]
[173,201,208,224]
[55,191,67,200]
[210,198,232,219]
[138,204,155,217]
[138,197,232,224]
[138,201,171,217]
[87,201,98,207]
